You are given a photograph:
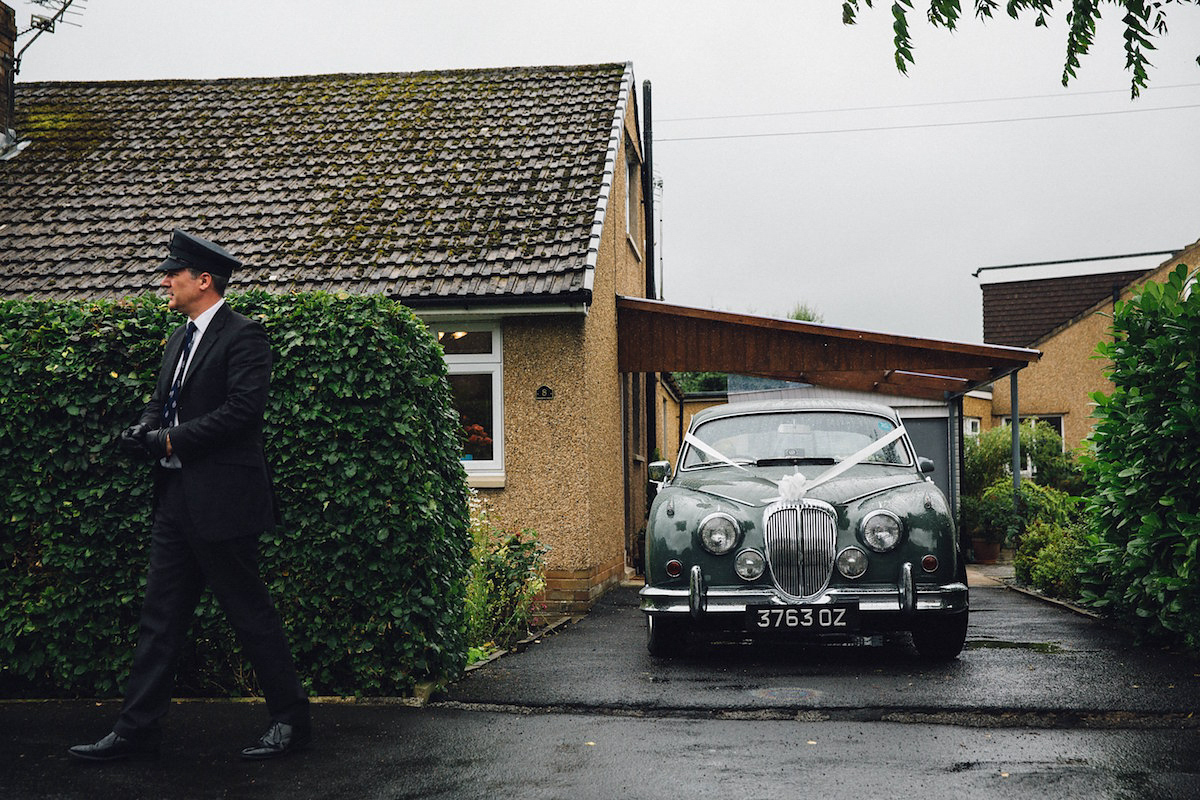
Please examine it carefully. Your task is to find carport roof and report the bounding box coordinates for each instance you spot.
[616,296,1040,401]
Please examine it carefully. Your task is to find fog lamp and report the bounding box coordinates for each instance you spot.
[922,554,939,573]
[665,559,683,578]
[837,547,868,579]
[734,549,765,581]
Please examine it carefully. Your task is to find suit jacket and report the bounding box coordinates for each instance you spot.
[140,303,276,540]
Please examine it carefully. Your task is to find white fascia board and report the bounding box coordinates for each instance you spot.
[415,303,590,322]
[583,62,636,297]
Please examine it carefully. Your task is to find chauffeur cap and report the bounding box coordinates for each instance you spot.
[157,229,241,278]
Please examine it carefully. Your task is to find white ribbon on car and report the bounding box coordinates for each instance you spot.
[778,424,909,501]
[684,426,910,503]
[683,432,753,473]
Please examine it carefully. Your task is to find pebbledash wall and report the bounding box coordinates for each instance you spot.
[991,238,1200,452]
[453,87,646,613]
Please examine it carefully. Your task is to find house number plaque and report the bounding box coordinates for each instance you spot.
[536,385,555,400]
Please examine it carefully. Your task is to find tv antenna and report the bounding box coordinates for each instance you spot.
[3,1,88,160]
[17,0,88,68]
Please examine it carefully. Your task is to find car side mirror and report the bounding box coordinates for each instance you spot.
[648,460,672,484]
[918,457,936,474]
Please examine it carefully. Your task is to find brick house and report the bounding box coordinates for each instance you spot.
[0,58,652,611]
[982,240,1200,451]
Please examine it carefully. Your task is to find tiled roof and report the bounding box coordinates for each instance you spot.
[1,63,634,304]
[981,269,1151,347]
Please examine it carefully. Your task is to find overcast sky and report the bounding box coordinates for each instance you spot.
[12,0,1200,342]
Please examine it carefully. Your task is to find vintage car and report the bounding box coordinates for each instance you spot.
[640,399,968,660]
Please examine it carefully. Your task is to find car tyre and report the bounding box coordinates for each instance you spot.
[911,610,969,661]
[646,614,688,658]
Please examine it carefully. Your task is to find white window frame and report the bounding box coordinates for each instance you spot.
[438,323,505,487]
[625,139,643,257]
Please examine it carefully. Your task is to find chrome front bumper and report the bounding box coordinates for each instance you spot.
[640,563,968,619]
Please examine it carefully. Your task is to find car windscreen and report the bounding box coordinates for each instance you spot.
[681,411,911,470]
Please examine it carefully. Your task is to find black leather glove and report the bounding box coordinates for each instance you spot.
[118,423,150,455]
[143,428,172,459]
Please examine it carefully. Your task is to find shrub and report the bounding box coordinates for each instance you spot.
[963,421,1082,498]
[0,293,470,697]
[965,476,1081,546]
[1014,520,1089,599]
[464,494,547,661]
[1083,264,1200,650]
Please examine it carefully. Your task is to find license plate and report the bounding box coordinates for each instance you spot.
[746,604,859,632]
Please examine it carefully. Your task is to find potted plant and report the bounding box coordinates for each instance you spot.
[960,491,1009,564]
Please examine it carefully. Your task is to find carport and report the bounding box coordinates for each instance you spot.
[616,296,1041,523]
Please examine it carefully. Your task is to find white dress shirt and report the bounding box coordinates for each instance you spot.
[161,299,225,468]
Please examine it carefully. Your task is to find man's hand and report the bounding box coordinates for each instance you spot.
[118,423,150,455]
[144,428,172,459]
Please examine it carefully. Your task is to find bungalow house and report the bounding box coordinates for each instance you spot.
[0,48,653,609]
[981,240,1200,452]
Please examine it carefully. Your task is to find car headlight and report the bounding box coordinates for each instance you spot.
[698,512,740,555]
[860,510,904,552]
[734,549,765,580]
[837,547,868,579]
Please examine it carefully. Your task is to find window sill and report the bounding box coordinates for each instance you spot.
[466,473,506,489]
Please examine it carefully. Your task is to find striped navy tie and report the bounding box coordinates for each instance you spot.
[162,322,197,428]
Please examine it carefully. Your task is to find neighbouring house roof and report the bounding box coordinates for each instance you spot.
[0,63,634,305]
[981,270,1152,347]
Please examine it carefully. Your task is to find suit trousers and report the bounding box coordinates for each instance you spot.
[115,470,308,739]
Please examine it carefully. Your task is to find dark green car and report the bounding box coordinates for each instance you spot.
[640,399,968,660]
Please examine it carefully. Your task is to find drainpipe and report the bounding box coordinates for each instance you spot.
[641,79,658,468]
[641,79,655,300]
[1011,371,1021,533]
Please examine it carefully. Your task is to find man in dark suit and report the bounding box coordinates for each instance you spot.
[69,230,310,762]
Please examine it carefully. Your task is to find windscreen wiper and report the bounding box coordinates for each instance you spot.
[755,457,836,467]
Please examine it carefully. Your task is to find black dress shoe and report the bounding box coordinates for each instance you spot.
[239,721,311,760]
[68,731,160,762]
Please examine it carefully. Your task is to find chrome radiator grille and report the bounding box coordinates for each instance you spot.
[764,501,837,599]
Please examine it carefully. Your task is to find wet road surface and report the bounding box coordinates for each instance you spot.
[3,570,1199,799]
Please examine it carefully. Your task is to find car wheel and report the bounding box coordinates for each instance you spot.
[646,614,688,657]
[911,610,969,661]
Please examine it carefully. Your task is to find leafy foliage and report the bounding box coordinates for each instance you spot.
[962,421,1083,498]
[787,302,824,323]
[464,493,547,660]
[1081,264,1200,649]
[672,371,729,393]
[1014,518,1089,599]
[961,475,1081,545]
[841,0,1200,97]
[0,293,470,697]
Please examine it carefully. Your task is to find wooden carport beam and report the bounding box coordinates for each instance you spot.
[616,296,1039,399]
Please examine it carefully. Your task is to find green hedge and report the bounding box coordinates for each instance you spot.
[0,292,470,697]
[1083,265,1200,649]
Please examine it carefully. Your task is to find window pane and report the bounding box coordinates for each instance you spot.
[447,373,494,461]
[437,330,492,356]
